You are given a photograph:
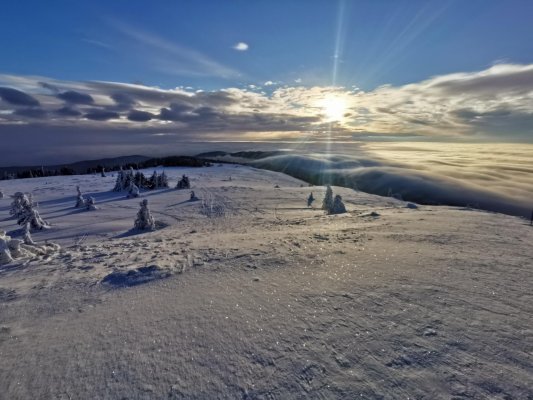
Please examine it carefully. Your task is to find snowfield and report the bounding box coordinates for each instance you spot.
[0,164,532,399]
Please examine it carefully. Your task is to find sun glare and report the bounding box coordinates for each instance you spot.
[320,96,347,122]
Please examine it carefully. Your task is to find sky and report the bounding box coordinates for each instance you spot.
[1,0,533,165]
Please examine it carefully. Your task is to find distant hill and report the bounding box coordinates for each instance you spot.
[196,150,285,160]
[0,155,151,175]
[0,155,210,180]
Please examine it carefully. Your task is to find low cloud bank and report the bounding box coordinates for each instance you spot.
[248,145,532,218]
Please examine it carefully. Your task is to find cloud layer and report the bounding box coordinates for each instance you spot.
[248,142,533,218]
[0,63,532,165]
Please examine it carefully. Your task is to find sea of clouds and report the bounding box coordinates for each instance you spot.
[245,142,533,218]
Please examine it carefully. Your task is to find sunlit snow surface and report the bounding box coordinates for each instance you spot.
[0,163,532,398]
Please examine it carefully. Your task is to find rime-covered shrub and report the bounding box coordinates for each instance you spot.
[134,199,155,230]
[86,196,98,211]
[200,194,226,218]
[11,193,48,230]
[18,202,49,230]
[127,183,140,198]
[75,186,86,208]
[0,229,60,265]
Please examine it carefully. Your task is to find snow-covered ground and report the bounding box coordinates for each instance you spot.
[0,164,532,399]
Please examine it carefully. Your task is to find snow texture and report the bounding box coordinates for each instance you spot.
[0,165,532,399]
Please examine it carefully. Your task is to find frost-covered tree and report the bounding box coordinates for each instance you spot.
[134,199,155,230]
[322,185,333,212]
[1,227,60,266]
[127,182,140,198]
[307,192,315,207]
[134,171,146,188]
[113,167,126,192]
[75,186,86,208]
[0,190,4,199]
[10,192,26,219]
[158,171,169,188]
[330,194,347,214]
[86,197,98,211]
[149,171,158,189]
[101,167,106,177]
[176,174,190,189]
[17,194,49,230]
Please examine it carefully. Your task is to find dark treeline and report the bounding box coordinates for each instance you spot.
[1,156,211,181]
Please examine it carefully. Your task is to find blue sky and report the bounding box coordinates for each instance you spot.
[1,0,532,90]
[1,1,533,165]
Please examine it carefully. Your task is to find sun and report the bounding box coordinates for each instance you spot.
[320,96,347,122]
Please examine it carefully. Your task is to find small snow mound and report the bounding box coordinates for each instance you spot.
[101,265,171,287]
[406,202,418,209]
[423,328,437,337]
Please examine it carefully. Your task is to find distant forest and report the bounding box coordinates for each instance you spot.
[0,156,211,180]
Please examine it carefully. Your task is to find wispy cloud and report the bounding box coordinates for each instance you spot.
[110,20,243,79]
[82,38,113,50]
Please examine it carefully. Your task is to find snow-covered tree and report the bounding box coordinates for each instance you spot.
[17,194,49,230]
[322,185,333,212]
[101,167,106,177]
[0,190,4,199]
[149,171,158,189]
[113,167,126,191]
[10,192,26,219]
[190,191,198,201]
[86,197,98,211]
[307,192,315,207]
[1,227,60,266]
[330,194,346,214]
[127,182,140,198]
[158,171,169,188]
[176,174,190,189]
[134,171,146,188]
[75,186,86,208]
[134,199,155,230]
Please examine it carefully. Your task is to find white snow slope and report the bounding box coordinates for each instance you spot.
[0,164,532,399]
